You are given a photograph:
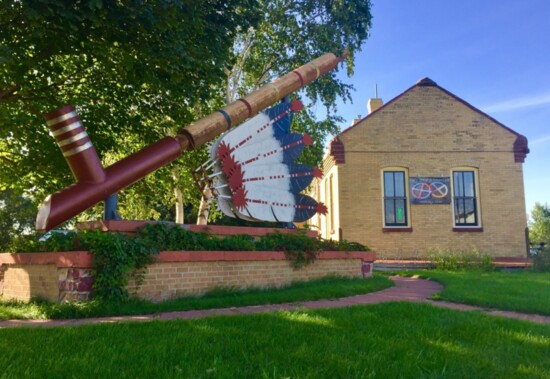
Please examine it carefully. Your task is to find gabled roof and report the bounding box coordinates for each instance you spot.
[329,77,529,163]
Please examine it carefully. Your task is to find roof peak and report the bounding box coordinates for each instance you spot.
[416,77,437,86]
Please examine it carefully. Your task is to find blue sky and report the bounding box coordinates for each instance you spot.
[324,0,550,216]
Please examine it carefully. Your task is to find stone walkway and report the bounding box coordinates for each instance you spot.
[1,276,549,329]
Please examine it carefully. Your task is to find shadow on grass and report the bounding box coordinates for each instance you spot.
[0,275,393,320]
[0,302,549,378]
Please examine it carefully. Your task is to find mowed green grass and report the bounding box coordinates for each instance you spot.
[0,275,393,320]
[410,271,550,316]
[1,302,549,378]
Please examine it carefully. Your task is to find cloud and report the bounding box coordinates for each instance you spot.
[530,134,550,146]
[482,93,550,113]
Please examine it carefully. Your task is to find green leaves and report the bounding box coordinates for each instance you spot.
[1,0,261,221]
[226,0,372,166]
[1,0,373,226]
[0,189,37,252]
[529,203,550,272]
[529,203,550,244]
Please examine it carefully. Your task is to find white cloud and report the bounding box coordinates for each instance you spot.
[530,135,550,146]
[482,93,550,113]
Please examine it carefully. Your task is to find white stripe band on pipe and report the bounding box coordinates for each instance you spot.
[50,120,82,137]
[267,83,280,100]
[57,131,89,147]
[309,62,321,79]
[62,141,93,157]
[46,111,78,127]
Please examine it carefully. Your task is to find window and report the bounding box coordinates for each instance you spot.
[324,177,330,237]
[329,174,334,234]
[452,170,479,226]
[383,171,408,227]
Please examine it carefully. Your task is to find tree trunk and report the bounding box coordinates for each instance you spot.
[196,187,212,225]
[174,186,184,224]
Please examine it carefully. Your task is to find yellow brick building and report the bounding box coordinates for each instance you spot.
[309,78,530,258]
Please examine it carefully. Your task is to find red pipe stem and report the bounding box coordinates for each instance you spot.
[36,137,182,231]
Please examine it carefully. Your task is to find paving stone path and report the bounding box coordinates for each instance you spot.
[1,276,549,329]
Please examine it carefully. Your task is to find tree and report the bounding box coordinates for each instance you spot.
[197,0,373,224]
[529,203,550,244]
[1,0,373,227]
[1,0,260,221]
[226,0,373,159]
[0,189,36,251]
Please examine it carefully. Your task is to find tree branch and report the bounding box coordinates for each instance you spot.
[0,86,20,101]
[254,59,273,89]
[303,10,328,25]
[226,28,255,103]
[29,66,90,95]
[0,156,15,167]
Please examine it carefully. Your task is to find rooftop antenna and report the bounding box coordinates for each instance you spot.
[375,83,378,98]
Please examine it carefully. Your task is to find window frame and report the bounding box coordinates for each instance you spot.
[381,168,411,229]
[451,167,481,229]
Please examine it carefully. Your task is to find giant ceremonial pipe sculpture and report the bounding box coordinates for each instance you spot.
[37,52,347,231]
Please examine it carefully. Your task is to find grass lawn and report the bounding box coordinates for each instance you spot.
[0,275,393,320]
[406,270,550,316]
[1,302,549,378]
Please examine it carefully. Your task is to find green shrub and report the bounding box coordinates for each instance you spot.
[78,230,159,301]
[531,247,550,272]
[427,248,494,272]
[257,231,319,268]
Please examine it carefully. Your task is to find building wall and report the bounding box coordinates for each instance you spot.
[332,84,528,258]
[315,164,340,240]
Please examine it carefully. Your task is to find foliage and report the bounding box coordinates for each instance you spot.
[257,231,369,268]
[7,223,369,300]
[427,248,494,272]
[9,227,160,300]
[531,246,550,272]
[529,202,550,246]
[0,275,392,320]
[226,0,373,168]
[0,189,36,252]
[1,0,261,220]
[78,230,159,301]
[408,270,550,316]
[257,231,320,268]
[1,0,373,229]
[1,303,550,378]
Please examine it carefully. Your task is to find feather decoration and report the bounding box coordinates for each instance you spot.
[203,100,326,223]
[231,186,327,222]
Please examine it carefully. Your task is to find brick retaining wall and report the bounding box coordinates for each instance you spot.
[0,250,375,303]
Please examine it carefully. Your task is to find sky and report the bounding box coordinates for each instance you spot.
[320,0,550,217]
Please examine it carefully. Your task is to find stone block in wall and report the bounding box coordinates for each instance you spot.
[58,268,93,302]
[361,262,373,277]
